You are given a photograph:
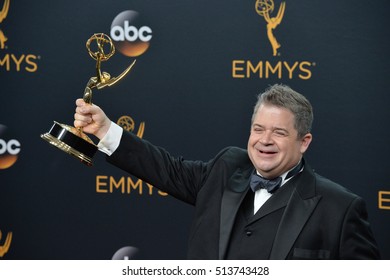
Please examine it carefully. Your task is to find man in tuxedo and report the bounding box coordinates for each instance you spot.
[74,84,380,259]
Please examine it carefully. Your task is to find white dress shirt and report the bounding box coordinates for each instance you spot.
[253,164,303,214]
[97,121,123,156]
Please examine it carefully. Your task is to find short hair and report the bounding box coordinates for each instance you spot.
[252,84,313,139]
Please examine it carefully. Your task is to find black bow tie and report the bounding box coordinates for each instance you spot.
[250,174,282,194]
[250,160,305,194]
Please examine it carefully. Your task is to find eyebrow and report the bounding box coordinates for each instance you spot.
[252,124,289,133]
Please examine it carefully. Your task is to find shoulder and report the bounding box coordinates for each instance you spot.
[207,146,252,172]
[313,172,361,203]
[218,146,248,158]
[215,146,251,164]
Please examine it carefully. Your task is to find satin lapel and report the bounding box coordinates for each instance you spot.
[219,167,252,260]
[269,167,322,259]
[249,181,296,224]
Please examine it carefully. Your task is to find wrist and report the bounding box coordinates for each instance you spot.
[96,120,112,140]
[97,121,123,156]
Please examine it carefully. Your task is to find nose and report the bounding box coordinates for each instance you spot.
[259,130,273,145]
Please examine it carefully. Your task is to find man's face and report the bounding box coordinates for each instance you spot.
[247,104,312,179]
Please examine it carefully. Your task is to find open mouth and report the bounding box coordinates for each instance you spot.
[259,150,277,155]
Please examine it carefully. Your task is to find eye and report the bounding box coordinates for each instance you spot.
[274,129,288,136]
[253,126,264,133]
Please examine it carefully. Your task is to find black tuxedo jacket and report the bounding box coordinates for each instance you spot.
[107,131,380,259]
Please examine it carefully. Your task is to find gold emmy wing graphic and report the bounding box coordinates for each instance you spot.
[255,0,286,56]
[0,230,12,257]
[41,33,136,166]
[0,0,10,49]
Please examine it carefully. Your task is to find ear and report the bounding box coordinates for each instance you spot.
[300,133,312,154]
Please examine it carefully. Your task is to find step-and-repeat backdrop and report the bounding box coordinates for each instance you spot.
[1,0,389,259]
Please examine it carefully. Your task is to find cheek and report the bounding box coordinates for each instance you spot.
[247,134,256,146]
[287,142,305,158]
[276,139,297,155]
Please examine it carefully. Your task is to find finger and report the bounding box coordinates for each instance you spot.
[75,106,90,115]
[74,119,84,128]
[74,117,91,128]
[74,112,93,123]
[75,101,94,115]
[87,103,102,115]
[75,98,86,106]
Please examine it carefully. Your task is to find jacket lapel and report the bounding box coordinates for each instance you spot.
[248,179,296,224]
[269,166,322,259]
[219,167,252,259]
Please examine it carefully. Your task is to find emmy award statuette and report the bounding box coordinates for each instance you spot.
[41,33,136,166]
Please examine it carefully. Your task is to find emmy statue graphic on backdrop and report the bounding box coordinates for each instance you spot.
[0,0,10,49]
[255,0,286,56]
[41,33,136,166]
[0,230,12,258]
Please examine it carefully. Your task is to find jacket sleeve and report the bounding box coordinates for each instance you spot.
[339,196,381,259]
[106,130,226,205]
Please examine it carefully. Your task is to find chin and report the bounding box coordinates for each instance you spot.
[256,165,274,175]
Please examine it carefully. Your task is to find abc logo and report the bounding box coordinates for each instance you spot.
[110,10,152,57]
[0,125,21,169]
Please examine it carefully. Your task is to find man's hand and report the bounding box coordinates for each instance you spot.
[74,99,111,140]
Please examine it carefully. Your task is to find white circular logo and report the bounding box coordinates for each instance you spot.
[0,125,21,169]
[110,10,152,57]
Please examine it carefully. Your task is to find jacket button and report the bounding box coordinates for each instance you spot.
[246,231,252,236]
